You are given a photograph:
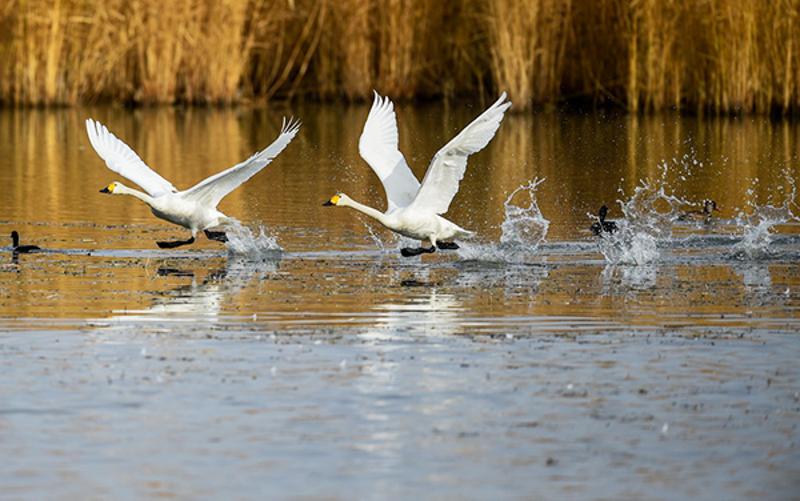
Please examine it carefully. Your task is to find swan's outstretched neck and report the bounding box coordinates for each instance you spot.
[341,197,390,227]
[117,184,156,206]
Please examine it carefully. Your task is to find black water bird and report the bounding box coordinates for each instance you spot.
[590,205,618,236]
[10,231,40,253]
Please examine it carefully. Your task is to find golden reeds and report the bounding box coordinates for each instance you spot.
[1,0,799,113]
[485,0,572,109]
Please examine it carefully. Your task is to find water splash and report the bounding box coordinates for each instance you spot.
[458,178,549,262]
[361,220,405,254]
[500,179,550,248]
[596,162,688,265]
[363,222,387,251]
[729,173,798,260]
[224,220,282,258]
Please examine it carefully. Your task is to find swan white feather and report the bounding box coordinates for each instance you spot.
[358,91,420,211]
[327,92,510,255]
[87,117,300,247]
[85,119,177,197]
[410,92,511,214]
[182,117,301,207]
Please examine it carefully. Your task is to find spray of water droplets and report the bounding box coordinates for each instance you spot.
[224,220,282,258]
[729,172,799,260]
[597,161,689,265]
[457,178,549,262]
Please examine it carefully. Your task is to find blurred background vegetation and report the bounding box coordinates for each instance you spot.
[1,0,799,113]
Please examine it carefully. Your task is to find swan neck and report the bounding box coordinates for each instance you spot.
[343,198,388,225]
[118,185,155,205]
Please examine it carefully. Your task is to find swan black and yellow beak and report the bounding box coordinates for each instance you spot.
[323,194,340,206]
[99,186,111,193]
[99,182,115,194]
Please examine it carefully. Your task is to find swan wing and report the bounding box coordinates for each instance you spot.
[409,93,510,214]
[358,91,420,211]
[85,118,177,197]
[181,118,301,207]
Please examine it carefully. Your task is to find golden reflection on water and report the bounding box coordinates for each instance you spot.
[2,249,799,330]
[1,105,799,328]
[2,105,800,239]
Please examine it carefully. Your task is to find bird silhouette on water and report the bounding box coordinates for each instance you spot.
[590,205,618,236]
[10,231,40,253]
[677,199,719,224]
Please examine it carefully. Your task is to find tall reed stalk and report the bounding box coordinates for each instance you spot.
[486,0,571,109]
[0,0,799,113]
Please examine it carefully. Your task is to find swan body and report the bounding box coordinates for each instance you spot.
[111,184,228,231]
[331,194,472,243]
[87,118,300,247]
[325,91,511,255]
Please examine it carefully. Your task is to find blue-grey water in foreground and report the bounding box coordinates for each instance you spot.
[1,105,799,499]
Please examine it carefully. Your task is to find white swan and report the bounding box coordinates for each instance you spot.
[324,92,511,256]
[86,117,300,248]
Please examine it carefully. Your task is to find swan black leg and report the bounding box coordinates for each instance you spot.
[400,246,436,257]
[156,236,196,249]
[204,230,228,243]
[436,241,459,250]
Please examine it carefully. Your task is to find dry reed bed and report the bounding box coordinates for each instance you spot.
[1,0,799,113]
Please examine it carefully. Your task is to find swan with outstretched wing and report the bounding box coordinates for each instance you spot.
[324,91,510,256]
[87,117,300,248]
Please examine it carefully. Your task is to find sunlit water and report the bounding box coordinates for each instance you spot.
[1,106,799,499]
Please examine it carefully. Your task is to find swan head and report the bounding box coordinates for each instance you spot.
[99,182,120,194]
[598,205,609,220]
[323,193,347,207]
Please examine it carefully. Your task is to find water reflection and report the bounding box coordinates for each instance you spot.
[97,257,279,328]
[368,289,463,339]
[732,262,782,309]
[601,264,658,291]
[0,105,799,332]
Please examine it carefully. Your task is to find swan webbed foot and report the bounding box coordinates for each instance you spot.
[204,230,228,243]
[156,236,196,249]
[400,246,436,257]
[436,241,459,250]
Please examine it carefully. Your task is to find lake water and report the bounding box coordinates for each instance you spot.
[1,104,799,499]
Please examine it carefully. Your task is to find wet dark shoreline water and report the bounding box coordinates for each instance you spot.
[1,105,799,498]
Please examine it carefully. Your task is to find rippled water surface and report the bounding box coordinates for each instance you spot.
[1,105,799,499]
